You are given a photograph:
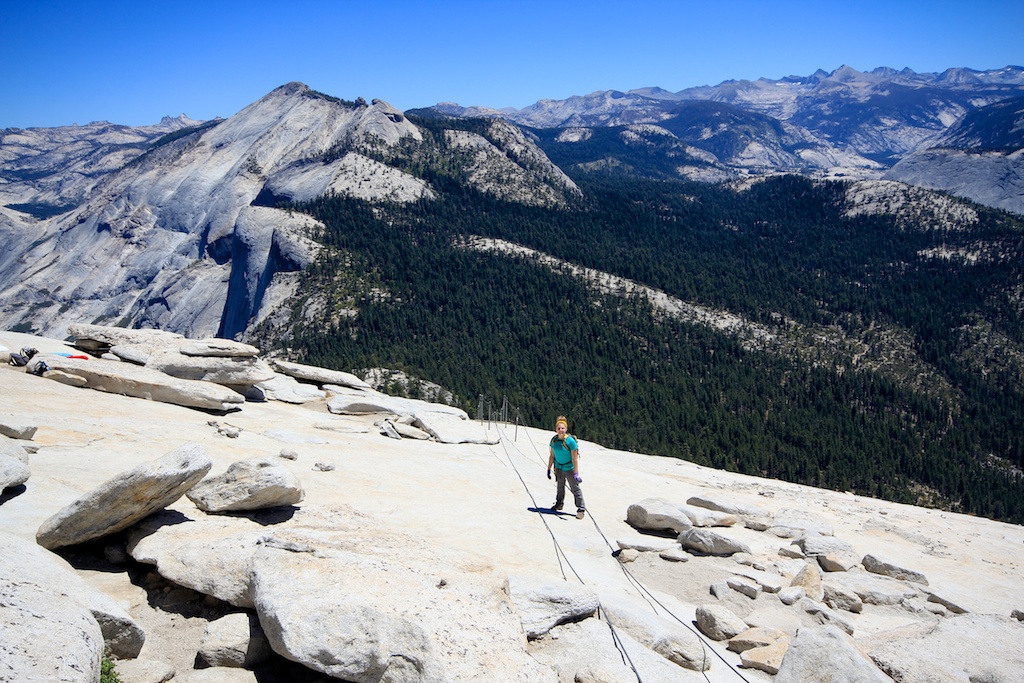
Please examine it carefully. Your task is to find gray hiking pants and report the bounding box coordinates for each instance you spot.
[554,468,585,512]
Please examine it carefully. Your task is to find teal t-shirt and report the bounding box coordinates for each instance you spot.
[551,435,578,471]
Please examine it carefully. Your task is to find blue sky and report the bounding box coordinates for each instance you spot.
[2,0,1022,129]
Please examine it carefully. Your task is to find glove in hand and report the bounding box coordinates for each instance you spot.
[574,473,582,483]
[546,469,552,480]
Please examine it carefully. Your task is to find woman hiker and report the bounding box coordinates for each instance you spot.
[547,415,586,519]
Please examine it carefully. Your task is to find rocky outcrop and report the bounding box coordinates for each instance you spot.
[36,443,212,549]
[29,355,246,412]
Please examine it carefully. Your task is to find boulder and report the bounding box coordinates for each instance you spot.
[862,553,929,586]
[181,339,260,358]
[799,598,855,635]
[823,583,864,613]
[678,527,751,556]
[145,349,275,386]
[127,511,263,608]
[0,436,30,463]
[774,626,891,683]
[0,575,103,683]
[616,536,680,553]
[198,612,273,668]
[694,603,748,641]
[659,547,691,562]
[923,589,968,614]
[28,355,246,412]
[778,586,806,605]
[740,639,789,675]
[686,494,774,528]
[727,575,761,599]
[254,373,325,404]
[186,457,304,513]
[252,519,555,683]
[391,421,431,440]
[131,504,554,682]
[819,551,861,572]
[617,548,640,563]
[269,358,372,390]
[727,626,790,653]
[790,561,824,602]
[678,503,738,527]
[409,411,498,445]
[823,570,921,606]
[0,450,30,489]
[507,575,600,639]
[326,388,496,444]
[602,599,710,671]
[626,498,693,534]
[798,533,859,562]
[1,531,145,659]
[36,443,212,549]
[0,414,37,440]
[731,567,785,594]
[67,323,183,354]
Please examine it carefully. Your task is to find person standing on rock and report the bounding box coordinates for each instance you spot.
[547,415,586,519]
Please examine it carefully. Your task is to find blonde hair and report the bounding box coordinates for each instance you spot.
[555,415,569,429]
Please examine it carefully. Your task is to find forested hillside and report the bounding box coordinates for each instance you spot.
[259,117,1024,524]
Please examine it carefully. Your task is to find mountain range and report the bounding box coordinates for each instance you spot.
[3,66,1024,524]
[2,65,1022,341]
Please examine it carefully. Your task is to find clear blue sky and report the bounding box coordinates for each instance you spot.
[2,0,1022,129]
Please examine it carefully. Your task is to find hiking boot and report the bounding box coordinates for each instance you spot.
[576,509,586,520]
[551,503,563,511]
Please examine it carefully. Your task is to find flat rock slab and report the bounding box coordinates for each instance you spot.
[270,358,371,390]
[145,350,275,386]
[36,443,212,549]
[67,323,184,353]
[31,355,246,411]
[507,575,600,639]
